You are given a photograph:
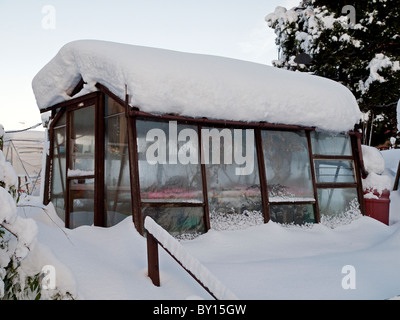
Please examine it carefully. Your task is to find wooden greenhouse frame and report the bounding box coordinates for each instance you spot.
[42,81,367,236]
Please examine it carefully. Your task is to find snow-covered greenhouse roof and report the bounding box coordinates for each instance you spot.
[32,40,361,132]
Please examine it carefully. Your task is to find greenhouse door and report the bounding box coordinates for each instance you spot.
[47,94,100,229]
[66,104,96,228]
[47,90,133,229]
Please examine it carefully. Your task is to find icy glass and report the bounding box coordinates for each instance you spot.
[136,120,203,203]
[317,188,358,217]
[311,132,352,156]
[203,127,262,215]
[314,159,355,183]
[70,106,95,173]
[142,206,205,237]
[51,126,67,222]
[69,178,95,228]
[104,111,132,226]
[270,204,315,224]
[262,130,314,201]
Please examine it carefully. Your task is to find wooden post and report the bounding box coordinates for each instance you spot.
[255,129,270,223]
[146,231,160,286]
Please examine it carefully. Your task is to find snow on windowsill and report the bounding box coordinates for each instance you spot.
[67,169,95,177]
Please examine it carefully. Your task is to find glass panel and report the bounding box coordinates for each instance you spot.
[69,178,95,228]
[104,112,132,227]
[70,106,95,173]
[314,159,355,183]
[311,132,352,156]
[51,126,66,222]
[105,96,125,116]
[262,130,314,201]
[203,127,262,215]
[137,120,203,203]
[270,204,315,224]
[54,111,66,127]
[142,206,205,237]
[317,188,358,217]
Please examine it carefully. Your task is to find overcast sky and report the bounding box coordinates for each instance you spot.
[0,0,298,131]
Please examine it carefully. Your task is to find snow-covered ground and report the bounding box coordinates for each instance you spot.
[14,148,400,300]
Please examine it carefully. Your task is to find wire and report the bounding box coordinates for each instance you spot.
[5,123,42,134]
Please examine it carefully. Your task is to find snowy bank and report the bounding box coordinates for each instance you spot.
[20,192,400,300]
[8,148,400,300]
[32,40,361,132]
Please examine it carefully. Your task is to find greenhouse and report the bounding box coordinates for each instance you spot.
[33,40,366,236]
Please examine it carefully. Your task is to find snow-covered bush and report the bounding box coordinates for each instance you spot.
[266,2,400,146]
[0,149,72,299]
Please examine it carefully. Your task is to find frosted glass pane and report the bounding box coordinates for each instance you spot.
[262,130,314,201]
[318,188,358,217]
[270,204,315,224]
[51,126,66,222]
[104,112,132,226]
[143,206,205,237]
[204,127,262,214]
[314,159,355,183]
[69,178,95,228]
[70,106,95,172]
[311,132,352,156]
[137,120,203,202]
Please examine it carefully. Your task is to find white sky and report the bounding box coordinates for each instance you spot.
[0,0,298,131]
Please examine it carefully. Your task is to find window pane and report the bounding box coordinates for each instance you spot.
[311,132,352,156]
[54,112,66,127]
[51,126,66,222]
[70,106,95,172]
[203,127,262,215]
[69,178,95,228]
[137,120,203,203]
[270,204,315,224]
[314,159,355,183]
[105,96,125,116]
[317,188,358,217]
[143,206,205,237]
[104,112,132,226]
[262,130,314,201]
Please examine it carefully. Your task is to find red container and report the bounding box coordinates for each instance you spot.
[364,189,390,225]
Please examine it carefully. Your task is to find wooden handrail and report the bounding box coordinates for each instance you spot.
[145,217,238,300]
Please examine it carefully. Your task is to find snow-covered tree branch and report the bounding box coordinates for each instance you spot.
[266,0,400,147]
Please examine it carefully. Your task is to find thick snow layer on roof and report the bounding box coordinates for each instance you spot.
[32,40,361,132]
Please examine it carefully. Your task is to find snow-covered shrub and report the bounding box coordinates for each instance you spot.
[0,150,72,299]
